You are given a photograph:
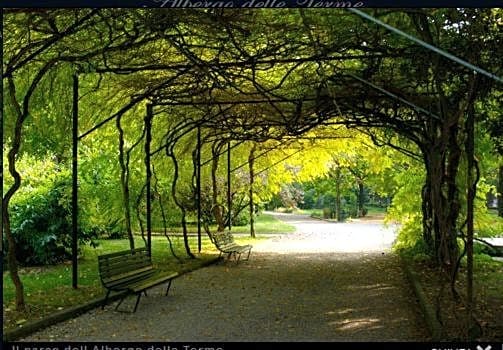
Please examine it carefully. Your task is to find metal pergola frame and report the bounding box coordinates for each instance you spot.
[66,9,502,291]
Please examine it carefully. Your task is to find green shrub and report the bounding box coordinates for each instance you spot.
[90,217,128,240]
[309,209,323,218]
[5,178,98,266]
[231,210,250,226]
[396,236,433,262]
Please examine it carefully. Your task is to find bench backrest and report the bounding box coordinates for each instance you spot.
[211,231,236,248]
[98,247,155,289]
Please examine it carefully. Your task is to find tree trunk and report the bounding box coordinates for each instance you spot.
[357,181,365,217]
[335,167,342,222]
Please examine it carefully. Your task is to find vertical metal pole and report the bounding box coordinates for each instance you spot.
[227,141,232,231]
[248,145,256,238]
[1,8,4,257]
[145,104,153,256]
[466,101,475,332]
[72,74,79,289]
[197,126,202,252]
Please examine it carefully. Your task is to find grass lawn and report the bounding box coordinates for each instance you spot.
[296,208,323,217]
[3,213,293,334]
[366,205,388,215]
[233,212,296,234]
[154,211,296,234]
[296,206,388,219]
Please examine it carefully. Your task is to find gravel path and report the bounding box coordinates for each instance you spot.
[21,213,429,342]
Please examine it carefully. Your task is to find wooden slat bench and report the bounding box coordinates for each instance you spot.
[98,247,178,313]
[210,231,252,264]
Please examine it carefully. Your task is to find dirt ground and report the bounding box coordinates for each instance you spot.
[411,258,503,342]
[20,213,430,342]
[20,251,429,342]
[18,212,502,342]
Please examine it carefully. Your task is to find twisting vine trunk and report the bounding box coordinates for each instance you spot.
[409,12,481,287]
[117,115,135,250]
[3,78,25,310]
[135,183,147,246]
[4,61,64,308]
[421,176,434,252]
[445,115,463,282]
[417,74,482,337]
[152,165,181,262]
[117,118,146,250]
[465,101,476,338]
[211,141,226,232]
[4,53,63,311]
[423,116,462,279]
[166,146,195,259]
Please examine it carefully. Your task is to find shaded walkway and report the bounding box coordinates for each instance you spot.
[22,214,429,342]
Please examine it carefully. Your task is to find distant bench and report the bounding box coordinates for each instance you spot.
[210,231,252,264]
[474,237,503,256]
[98,247,178,312]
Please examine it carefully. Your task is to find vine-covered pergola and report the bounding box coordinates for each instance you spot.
[2,9,501,330]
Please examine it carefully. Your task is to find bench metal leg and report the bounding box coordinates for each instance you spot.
[102,290,111,310]
[133,292,142,313]
[115,296,126,311]
[165,280,173,296]
[234,249,252,264]
[113,292,144,313]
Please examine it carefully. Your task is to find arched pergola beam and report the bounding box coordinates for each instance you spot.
[149,105,236,157]
[78,67,193,140]
[230,139,298,174]
[152,97,320,106]
[93,53,407,75]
